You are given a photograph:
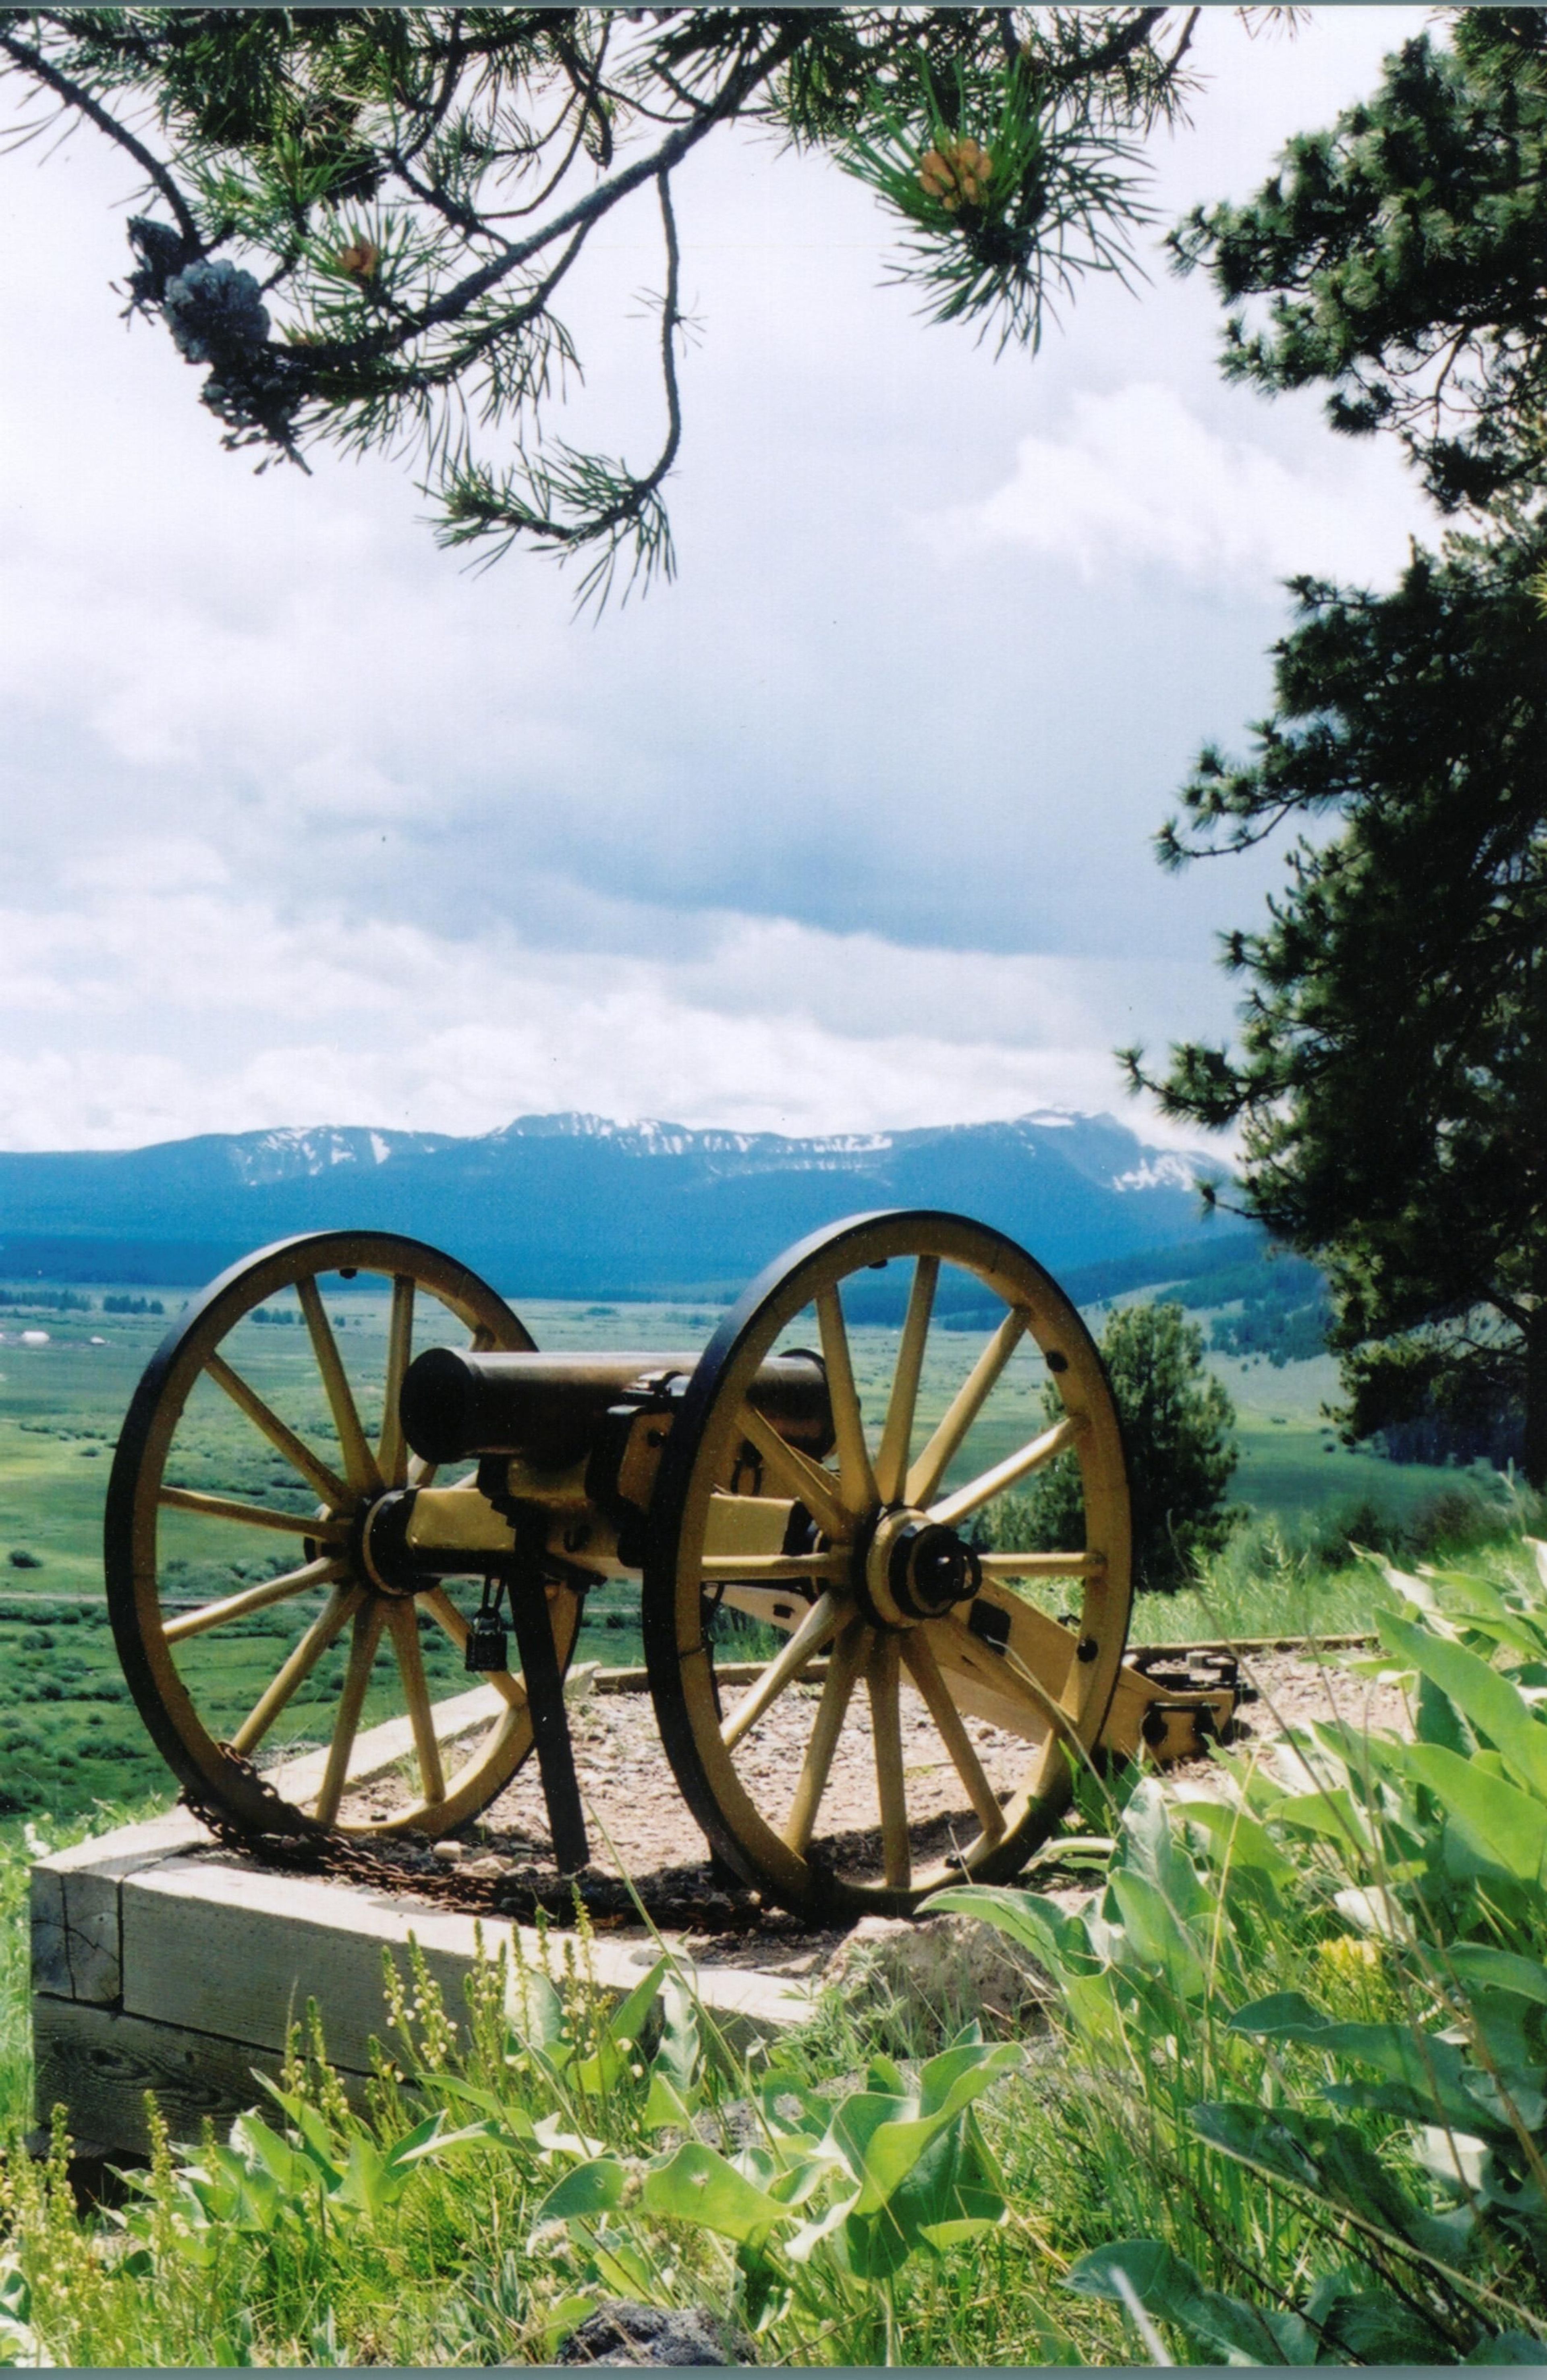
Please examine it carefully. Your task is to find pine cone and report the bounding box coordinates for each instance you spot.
[917,136,994,213]
[335,240,381,282]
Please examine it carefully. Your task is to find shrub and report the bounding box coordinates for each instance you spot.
[980,1300,1239,1591]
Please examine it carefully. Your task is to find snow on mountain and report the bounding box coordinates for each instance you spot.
[1112,1152,1206,1195]
[224,1126,457,1186]
[0,1108,1238,1297]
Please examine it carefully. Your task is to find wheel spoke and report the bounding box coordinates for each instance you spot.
[902,1627,1004,1842]
[927,1410,1088,1530]
[314,1598,387,1825]
[378,1275,415,1486]
[867,1631,910,1889]
[158,1484,346,1540]
[297,1277,380,1494]
[721,1588,844,1750]
[734,1404,848,1542]
[205,1353,350,1509]
[699,1551,847,1584]
[782,1618,868,1853]
[905,1307,1030,1509]
[230,1583,363,1755]
[875,1255,938,1503]
[421,1586,526,1709]
[386,1597,447,1806]
[816,1287,877,1514]
[164,1555,344,1646]
[976,1549,1103,1580]
[407,1455,440,1490]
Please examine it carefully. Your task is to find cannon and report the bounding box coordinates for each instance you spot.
[104,1211,1231,1918]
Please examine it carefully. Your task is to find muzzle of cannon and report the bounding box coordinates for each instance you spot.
[103,1210,1230,1919]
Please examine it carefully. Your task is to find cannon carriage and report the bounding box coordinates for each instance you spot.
[104,1210,1230,1919]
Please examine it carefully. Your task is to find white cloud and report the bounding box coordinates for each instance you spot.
[0,9,1432,1160]
[929,383,1424,591]
[0,880,1231,1151]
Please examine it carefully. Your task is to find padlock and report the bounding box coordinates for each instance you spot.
[465,1581,509,1673]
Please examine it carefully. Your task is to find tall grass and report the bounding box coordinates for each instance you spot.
[986,1467,1532,1648]
[4,1530,1547,2361]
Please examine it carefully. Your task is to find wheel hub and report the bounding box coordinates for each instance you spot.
[352,1487,423,1596]
[861,1506,981,1628]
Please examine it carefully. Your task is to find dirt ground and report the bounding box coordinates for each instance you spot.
[1223,1642,1410,1754]
[319,1642,1413,1981]
[464,1642,1409,1880]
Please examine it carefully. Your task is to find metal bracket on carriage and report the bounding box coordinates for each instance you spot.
[1103,1645,1242,1766]
[585,1356,835,1567]
[586,1371,693,1568]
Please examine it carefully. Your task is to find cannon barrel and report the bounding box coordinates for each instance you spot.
[400,1346,832,1466]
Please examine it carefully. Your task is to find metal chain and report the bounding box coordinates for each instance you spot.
[178,1754,765,1930]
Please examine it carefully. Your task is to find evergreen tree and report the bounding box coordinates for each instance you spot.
[1130,12,1547,1481]
[989,1299,1238,1593]
[1130,529,1547,1478]
[0,6,1205,602]
[1169,11,1547,516]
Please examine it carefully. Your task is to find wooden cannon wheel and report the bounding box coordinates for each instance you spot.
[643,1211,1133,1917]
[104,1230,582,1837]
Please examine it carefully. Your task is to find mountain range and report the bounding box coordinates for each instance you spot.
[0,1110,1255,1302]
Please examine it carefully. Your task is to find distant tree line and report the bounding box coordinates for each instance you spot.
[1149,1249,1333,1370]
[0,1288,164,1314]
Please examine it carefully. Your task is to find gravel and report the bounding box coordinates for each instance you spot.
[324,1644,1410,1970]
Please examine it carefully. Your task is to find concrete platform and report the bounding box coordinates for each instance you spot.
[31,1813,815,2158]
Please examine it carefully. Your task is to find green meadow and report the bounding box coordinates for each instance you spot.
[0,1273,1485,1824]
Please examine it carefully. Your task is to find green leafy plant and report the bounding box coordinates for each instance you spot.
[494,1946,1021,2359]
[933,1538,1547,2361]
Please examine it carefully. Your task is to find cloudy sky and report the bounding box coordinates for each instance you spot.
[0,6,1435,1155]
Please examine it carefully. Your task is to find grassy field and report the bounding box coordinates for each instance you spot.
[1214,1343,1483,1527]
[0,1271,1488,1825]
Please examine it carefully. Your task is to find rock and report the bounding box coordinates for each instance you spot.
[564,1662,601,1705]
[554,2300,751,2366]
[821,1911,1048,2023]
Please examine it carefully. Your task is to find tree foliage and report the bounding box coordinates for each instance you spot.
[1169,11,1547,517]
[1131,12,1547,1482]
[1130,527,1547,1478]
[0,5,1205,603]
[987,1298,1238,1592]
